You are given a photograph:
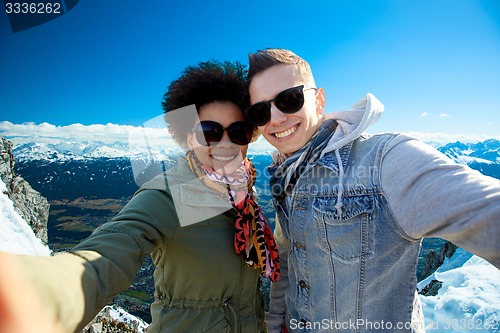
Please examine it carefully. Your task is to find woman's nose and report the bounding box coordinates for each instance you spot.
[215,129,233,146]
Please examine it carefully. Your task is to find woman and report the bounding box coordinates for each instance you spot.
[0,60,279,333]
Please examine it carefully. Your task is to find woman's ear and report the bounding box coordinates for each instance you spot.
[186,132,196,150]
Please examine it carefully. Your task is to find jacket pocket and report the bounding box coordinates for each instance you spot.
[313,194,374,261]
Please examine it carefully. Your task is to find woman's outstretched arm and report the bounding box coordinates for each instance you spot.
[0,251,66,333]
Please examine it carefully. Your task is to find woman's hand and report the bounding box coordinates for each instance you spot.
[0,252,66,333]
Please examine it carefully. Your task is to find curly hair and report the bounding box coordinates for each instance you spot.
[162,60,256,148]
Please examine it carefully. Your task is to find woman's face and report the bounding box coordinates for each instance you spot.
[187,101,249,175]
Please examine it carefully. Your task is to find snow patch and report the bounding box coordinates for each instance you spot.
[0,179,51,256]
[419,248,500,332]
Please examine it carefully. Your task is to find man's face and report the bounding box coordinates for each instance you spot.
[249,64,325,155]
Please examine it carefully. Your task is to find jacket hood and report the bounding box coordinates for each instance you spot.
[139,156,232,227]
[320,93,383,157]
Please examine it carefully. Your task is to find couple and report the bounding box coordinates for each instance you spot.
[0,49,499,333]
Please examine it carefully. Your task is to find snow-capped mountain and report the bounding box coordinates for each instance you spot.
[10,140,183,200]
[12,140,183,163]
[439,139,499,162]
[11,137,500,163]
[438,139,500,179]
[8,138,275,202]
[439,139,499,164]
[7,137,500,206]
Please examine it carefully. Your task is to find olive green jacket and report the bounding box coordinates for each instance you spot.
[18,156,266,332]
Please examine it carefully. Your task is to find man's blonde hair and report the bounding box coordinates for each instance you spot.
[248,48,313,84]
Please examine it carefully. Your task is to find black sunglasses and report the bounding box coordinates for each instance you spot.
[193,120,253,146]
[245,85,317,126]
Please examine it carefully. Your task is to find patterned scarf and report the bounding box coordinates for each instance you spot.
[186,151,280,282]
[269,119,338,208]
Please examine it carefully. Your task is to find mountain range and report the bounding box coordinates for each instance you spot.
[12,137,500,163]
[11,137,500,199]
[437,139,500,179]
[10,137,500,265]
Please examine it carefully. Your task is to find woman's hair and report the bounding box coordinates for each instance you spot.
[162,60,256,148]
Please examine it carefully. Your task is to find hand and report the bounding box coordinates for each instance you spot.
[0,252,66,333]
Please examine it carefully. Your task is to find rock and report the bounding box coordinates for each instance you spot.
[0,136,49,244]
[82,305,148,333]
[419,241,457,281]
[418,279,443,296]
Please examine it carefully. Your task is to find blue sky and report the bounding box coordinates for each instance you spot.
[1,0,499,142]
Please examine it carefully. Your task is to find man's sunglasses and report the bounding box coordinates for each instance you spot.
[245,85,317,126]
[193,120,253,146]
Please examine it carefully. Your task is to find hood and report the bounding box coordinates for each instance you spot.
[320,93,383,158]
[138,156,232,228]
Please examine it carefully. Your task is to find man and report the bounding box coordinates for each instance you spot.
[246,48,500,332]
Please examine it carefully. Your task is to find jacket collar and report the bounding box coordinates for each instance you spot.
[141,156,233,227]
[314,141,353,174]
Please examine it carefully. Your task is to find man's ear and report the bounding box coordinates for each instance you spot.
[315,87,326,116]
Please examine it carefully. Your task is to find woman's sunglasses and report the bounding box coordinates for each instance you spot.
[245,85,317,126]
[193,120,253,146]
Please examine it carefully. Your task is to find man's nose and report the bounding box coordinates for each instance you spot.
[268,103,288,126]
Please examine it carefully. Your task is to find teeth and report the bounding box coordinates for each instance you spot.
[212,155,237,162]
[274,126,297,139]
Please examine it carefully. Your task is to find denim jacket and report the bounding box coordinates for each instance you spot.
[273,133,423,332]
[266,132,500,333]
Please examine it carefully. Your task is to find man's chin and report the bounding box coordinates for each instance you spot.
[271,140,300,156]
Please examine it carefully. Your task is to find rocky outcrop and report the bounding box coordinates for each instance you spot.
[418,279,443,296]
[419,241,457,281]
[82,305,148,333]
[0,136,49,244]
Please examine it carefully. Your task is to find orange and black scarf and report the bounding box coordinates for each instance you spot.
[186,151,280,282]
